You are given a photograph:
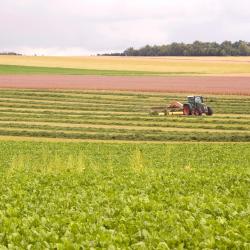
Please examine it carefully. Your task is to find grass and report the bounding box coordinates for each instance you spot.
[0,56,250,75]
[0,141,249,248]
[0,89,249,142]
[0,65,189,76]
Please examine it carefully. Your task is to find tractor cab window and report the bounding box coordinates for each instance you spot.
[188,97,195,103]
[195,96,202,104]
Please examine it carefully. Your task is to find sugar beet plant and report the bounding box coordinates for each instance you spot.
[0,141,249,249]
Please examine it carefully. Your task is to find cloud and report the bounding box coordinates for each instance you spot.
[0,0,249,55]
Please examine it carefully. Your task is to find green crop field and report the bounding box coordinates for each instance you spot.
[0,141,249,249]
[0,89,249,142]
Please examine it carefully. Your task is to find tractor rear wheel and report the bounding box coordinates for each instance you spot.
[207,106,213,116]
[183,104,191,116]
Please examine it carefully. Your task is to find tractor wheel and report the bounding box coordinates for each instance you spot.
[183,104,191,116]
[207,106,213,116]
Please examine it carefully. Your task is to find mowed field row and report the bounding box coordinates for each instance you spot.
[0,89,249,142]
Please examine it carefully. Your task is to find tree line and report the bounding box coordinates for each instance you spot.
[101,41,250,56]
[0,52,22,56]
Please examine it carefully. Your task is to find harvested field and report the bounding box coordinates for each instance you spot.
[0,75,250,95]
[0,88,249,142]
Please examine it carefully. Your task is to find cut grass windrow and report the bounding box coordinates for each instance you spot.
[0,128,249,141]
[0,117,249,132]
[0,121,249,134]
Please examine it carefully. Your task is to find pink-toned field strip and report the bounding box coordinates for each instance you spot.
[0,75,249,95]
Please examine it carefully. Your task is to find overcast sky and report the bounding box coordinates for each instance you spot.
[1,0,250,55]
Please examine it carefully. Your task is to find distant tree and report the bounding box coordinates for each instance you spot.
[0,52,22,56]
[124,47,136,56]
[238,41,250,56]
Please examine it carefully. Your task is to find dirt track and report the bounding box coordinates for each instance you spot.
[0,75,249,95]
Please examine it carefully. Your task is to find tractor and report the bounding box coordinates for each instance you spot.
[150,95,213,116]
[183,96,213,116]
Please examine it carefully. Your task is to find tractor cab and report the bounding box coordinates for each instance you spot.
[187,96,204,105]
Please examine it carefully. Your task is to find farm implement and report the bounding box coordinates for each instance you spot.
[150,96,213,116]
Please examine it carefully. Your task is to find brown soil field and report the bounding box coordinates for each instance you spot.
[0,75,249,95]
